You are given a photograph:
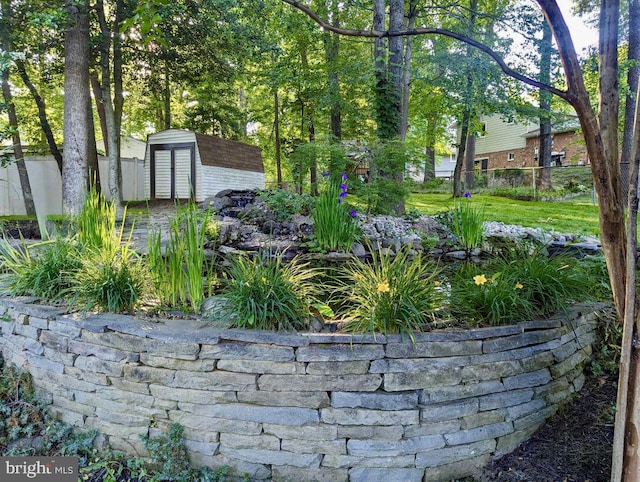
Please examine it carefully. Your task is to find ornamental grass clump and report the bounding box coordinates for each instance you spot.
[450,194,485,253]
[214,251,324,331]
[312,173,360,252]
[147,203,217,313]
[449,247,592,326]
[332,245,442,338]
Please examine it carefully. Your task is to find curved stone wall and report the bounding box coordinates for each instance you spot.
[0,298,602,482]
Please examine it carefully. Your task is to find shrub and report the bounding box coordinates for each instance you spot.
[255,189,314,222]
[0,238,80,301]
[214,251,325,331]
[332,245,442,338]
[449,247,592,325]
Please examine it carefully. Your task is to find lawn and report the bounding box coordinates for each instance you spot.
[408,192,602,237]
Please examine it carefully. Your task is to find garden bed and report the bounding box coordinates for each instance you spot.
[0,297,608,482]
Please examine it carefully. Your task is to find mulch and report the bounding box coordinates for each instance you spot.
[478,375,616,482]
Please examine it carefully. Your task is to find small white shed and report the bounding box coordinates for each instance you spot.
[144,129,264,201]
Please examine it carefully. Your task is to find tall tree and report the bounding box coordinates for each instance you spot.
[0,0,35,216]
[621,0,640,165]
[538,18,553,190]
[62,0,91,215]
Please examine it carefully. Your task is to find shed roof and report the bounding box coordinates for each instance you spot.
[194,133,264,173]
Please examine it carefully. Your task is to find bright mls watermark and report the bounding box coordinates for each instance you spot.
[0,457,78,481]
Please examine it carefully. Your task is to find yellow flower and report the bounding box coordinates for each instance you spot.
[434,281,442,287]
[473,274,488,286]
[515,282,523,289]
[377,281,390,293]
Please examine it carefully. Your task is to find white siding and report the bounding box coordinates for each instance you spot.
[174,148,193,198]
[474,115,535,155]
[154,150,172,198]
[201,165,265,198]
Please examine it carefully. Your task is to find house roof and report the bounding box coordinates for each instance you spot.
[194,133,264,173]
[523,118,581,138]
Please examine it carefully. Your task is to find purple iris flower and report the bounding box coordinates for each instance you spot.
[321,172,330,177]
[339,191,348,198]
[340,183,348,191]
[350,210,357,218]
[341,173,348,181]
[464,192,472,198]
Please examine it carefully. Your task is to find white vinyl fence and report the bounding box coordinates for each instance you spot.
[0,156,145,216]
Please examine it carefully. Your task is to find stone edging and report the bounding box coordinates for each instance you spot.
[0,298,605,482]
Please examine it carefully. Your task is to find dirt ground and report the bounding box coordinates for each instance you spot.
[477,374,616,482]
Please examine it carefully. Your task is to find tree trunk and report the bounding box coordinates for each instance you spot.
[14,59,63,174]
[539,19,553,190]
[164,60,171,130]
[326,0,341,141]
[1,0,35,216]
[91,73,108,153]
[388,0,403,139]
[423,115,437,182]
[621,0,640,166]
[62,0,91,215]
[400,0,418,141]
[274,88,283,188]
[464,133,476,190]
[454,108,471,198]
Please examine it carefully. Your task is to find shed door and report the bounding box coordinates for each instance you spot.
[150,142,196,200]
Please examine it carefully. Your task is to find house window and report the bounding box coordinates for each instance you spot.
[477,123,487,138]
[507,152,515,161]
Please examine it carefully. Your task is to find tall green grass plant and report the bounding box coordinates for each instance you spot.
[312,174,359,252]
[450,196,485,252]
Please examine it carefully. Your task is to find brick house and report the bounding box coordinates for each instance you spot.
[467,114,587,173]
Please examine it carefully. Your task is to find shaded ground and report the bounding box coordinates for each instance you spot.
[478,374,616,482]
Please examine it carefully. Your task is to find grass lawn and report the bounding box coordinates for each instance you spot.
[408,192,602,237]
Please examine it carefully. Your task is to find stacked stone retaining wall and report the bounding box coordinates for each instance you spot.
[0,297,603,482]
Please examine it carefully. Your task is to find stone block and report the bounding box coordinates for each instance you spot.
[416,439,495,468]
[258,374,381,392]
[513,405,556,431]
[39,331,69,352]
[219,433,281,451]
[83,416,148,439]
[220,328,308,347]
[27,316,50,329]
[296,344,384,362]
[172,370,257,391]
[140,353,216,371]
[13,323,40,340]
[183,438,220,455]
[385,340,483,358]
[282,438,348,455]
[200,342,295,362]
[348,468,424,482]
[494,426,539,457]
[107,436,148,457]
[68,339,138,363]
[95,406,150,425]
[48,318,82,338]
[74,355,124,377]
[217,359,304,374]
[52,394,96,417]
[403,420,460,438]
[384,367,462,391]
[461,409,506,430]
[320,407,419,426]
[483,329,563,353]
[503,368,552,389]
[421,398,478,423]
[237,390,329,408]
[168,411,262,436]
[306,361,370,375]
[29,366,98,393]
[550,349,588,378]
[422,454,489,482]
[331,391,418,410]
[520,351,555,372]
[64,366,110,386]
[24,352,64,374]
[23,338,44,355]
[347,434,444,457]
[264,423,338,441]
[551,339,578,362]
[150,384,237,404]
[220,447,322,468]
[124,364,176,385]
[322,454,416,469]
[108,376,151,395]
[80,330,151,352]
[272,466,348,482]
[188,453,271,480]
[146,339,200,360]
[43,347,77,366]
[47,406,85,426]
[421,380,505,403]
[461,360,521,382]
[178,402,319,426]
[505,399,546,422]
[478,388,533,411]
[444,421,513,446]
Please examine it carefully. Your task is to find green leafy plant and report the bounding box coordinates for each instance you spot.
[450,196,485,252]
[332,245,442,338]
[254,189,314,222]
[147,203,216,312]
[312,173,360,252]
[0,238,80,301]
[214,251,324,331]
[449,248,592,325]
